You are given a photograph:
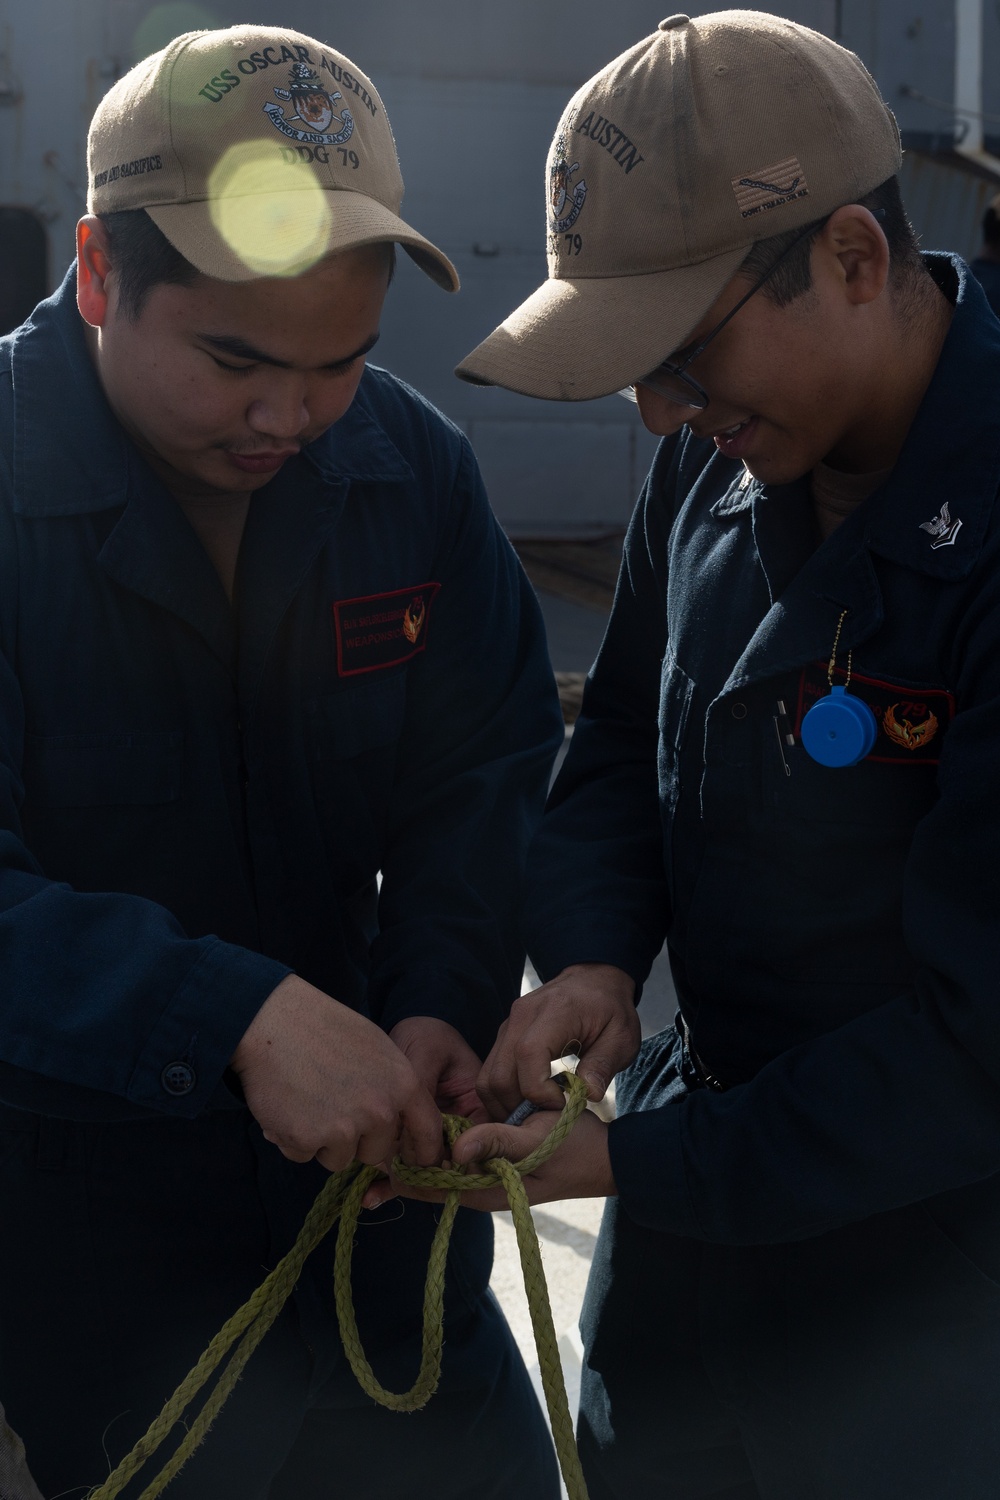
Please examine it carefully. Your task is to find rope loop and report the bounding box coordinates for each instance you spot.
[88,1072,591,1500]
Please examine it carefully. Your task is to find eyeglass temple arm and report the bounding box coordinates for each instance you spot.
[673,220,822,373]
[674,207,885,374]
[660,204,888,382]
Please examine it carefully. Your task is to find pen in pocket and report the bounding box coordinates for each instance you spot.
[773,698,795,777]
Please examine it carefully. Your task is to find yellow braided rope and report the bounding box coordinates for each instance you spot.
[87,1072,590,1500]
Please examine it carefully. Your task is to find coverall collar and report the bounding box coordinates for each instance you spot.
[9,266,414,674]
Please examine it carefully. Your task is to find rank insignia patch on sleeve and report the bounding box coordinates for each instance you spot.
[334,583,441,676]
[795,663,954,764]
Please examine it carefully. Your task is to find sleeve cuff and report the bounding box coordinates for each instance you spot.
[126,939,291,1118]
[608,1101,704,1238]
[528,917,662,989]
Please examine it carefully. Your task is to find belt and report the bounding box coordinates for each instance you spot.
[679,1016,730,1092]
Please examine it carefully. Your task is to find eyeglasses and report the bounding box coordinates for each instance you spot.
[618,218,830,412]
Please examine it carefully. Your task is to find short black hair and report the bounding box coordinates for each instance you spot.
[97,208,397,320]
[737,176,923,306]
[982,194,1000,250]
[99,209,200,319]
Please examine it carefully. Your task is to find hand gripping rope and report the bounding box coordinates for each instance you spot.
[87,1072,591,1500]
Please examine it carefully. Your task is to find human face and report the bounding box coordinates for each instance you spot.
[78,229,389,500]
[624,221,825,410]
[632,212,889,486]
[633,278,861,485]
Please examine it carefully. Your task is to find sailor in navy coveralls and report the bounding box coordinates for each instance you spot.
[396,13,1000,1499]
[0,24,563,1499]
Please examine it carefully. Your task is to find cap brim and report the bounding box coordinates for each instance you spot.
[147,191,458,290]
[455,246,749,400]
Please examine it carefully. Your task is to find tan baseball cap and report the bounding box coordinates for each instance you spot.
[87,25,459,289]
[457,9,901,400]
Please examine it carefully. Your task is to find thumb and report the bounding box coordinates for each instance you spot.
[452,1123,521,1166]
[577,1054,610,1102]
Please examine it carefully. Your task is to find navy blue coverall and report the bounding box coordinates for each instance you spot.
[527,255,1000,1499]
[0,272,564,1498]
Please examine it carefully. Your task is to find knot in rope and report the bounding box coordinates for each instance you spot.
[395,1067,587,1193]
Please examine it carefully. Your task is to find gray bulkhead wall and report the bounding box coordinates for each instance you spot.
[839,0,1000,262]
[0,0,994,529]
[0,1,123,323]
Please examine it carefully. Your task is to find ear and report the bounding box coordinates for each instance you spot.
[76,216,115,328]
[815,204,890,307]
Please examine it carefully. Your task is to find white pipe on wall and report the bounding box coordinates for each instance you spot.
[955,0,985,154]
[953,0,1000,175]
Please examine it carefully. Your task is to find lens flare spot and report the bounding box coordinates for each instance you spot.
[132,3,217,63]
[208,141,331,277]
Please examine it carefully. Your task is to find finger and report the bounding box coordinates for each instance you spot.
[437,1078,490,1123]
[399,1090,448,1167]
[456,1125,516,1164]
[433,1078,480,1115]
[451,1118,552,1167]
[475,1022,512,1118]
[481,1020,565,1113]
[264,1132,323,1165]
[514,1040,573,1110]
[475,1056,509,1120]
[577,1022,641,1102]
[482,1013,552,1110]
[362,1178,397,1211]
[480,1048,564,1117]
[315,1139,361,1173]
[576,1043,614,1101]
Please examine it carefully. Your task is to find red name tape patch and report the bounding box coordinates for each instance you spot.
[334,583,440,677]
[795,663,955,764]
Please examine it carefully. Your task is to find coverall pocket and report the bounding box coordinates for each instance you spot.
[22,729,182,806]
[761,743,939,828]
[307,670,407,763]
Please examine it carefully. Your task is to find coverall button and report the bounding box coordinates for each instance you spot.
[161,1061,196,1096]
[730,701,748,720]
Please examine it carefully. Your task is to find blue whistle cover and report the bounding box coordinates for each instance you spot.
[801,685,878,767]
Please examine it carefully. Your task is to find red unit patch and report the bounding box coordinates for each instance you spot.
[334,583,441,677]
[795,663,955,764]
